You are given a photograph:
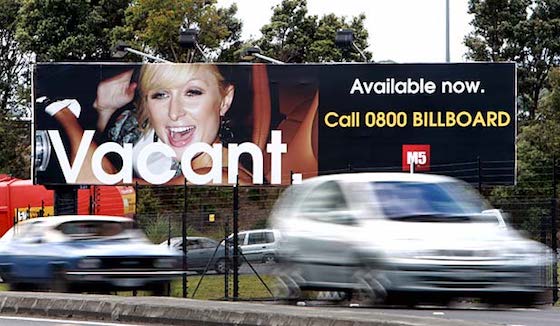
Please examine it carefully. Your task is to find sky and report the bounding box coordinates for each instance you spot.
[217,0,473,63]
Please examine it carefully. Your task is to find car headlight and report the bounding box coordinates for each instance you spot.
[77,258,102,269]
[154,258,177,269]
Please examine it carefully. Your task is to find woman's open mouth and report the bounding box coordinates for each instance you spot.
[166,126,196,148]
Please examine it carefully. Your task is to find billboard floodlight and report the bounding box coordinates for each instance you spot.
[335,29,368,63]
[110,41,172,63]
[240,46,285,64]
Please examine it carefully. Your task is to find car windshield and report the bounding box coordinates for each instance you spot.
[56,220,136,240]
[373,181,493,221]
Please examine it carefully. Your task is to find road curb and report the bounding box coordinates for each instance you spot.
[0,292,492,325]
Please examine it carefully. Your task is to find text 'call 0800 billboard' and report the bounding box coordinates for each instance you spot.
[32,62,516,186]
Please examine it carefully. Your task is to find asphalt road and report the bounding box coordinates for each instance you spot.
[0,316,137,326]
[306,303,560,326]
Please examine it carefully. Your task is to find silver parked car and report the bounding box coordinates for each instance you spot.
[269,173,553,306]
[228,229,281,263]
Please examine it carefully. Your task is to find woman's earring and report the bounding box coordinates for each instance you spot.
[219,118,234,146]
[153,131,158,143]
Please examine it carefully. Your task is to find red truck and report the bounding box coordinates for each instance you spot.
[0,175,135,236]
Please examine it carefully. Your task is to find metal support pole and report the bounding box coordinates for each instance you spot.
[54,186,77,215]
[182,180,188,298]
[445,0,450,62]
[88,189,93,215]
[552,156,558,304]
[232,178,239,300]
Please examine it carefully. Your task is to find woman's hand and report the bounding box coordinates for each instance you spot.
[93,69,137,132]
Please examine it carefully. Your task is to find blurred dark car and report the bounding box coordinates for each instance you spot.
[161,236,242,274]
[0,215,182,294]
[270,173,554,306]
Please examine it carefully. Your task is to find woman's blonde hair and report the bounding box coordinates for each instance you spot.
[136,64,228,133]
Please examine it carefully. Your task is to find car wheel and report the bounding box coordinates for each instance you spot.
[50,269,69,293]
[271,264,302,302]
[214,258,228,274]
[353,267,387,304]
[262,254,276,264]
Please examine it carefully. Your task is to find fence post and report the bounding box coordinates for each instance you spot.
[39,200,44,217]
[232,177,239,301]
[477,156,482,193]
[552,156,558,304]
[134,182,139,220]
[88,187,93,215]
[182,180,188,298]
[224,219,229,300]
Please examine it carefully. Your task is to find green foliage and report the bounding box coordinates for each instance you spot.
[488,68,560,235]
[257,0,371,63]
[135,186,161,214]
[465,0,560,119]
[112,0,242,62]
[16,0,129,61]
[0,117,29,179]
[0,0,28,117]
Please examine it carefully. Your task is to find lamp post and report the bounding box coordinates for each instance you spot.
[446,0,450,62]
[240,46,285,64]
[335,29,368,62]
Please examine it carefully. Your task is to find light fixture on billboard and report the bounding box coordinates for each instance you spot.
[240,46,285,64]
[111,41,172,63]
[35,130,51,172]
[178,28,209,62]
[335,29,368,63]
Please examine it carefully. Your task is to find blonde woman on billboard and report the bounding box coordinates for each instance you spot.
[45,64,254,185]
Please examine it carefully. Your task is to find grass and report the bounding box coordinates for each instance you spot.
[115,274,276,300]
[0,274,276,301]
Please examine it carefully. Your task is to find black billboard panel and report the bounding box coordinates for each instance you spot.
[32,63,515,186]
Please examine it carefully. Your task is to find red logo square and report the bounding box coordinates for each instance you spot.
[402,144,431,171]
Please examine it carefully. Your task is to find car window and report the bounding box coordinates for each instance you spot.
[372,181,493,220]
[186,239,201,250]
[238,233,246,245]
[264,232,275,243]
[200,238,218,249]
[56,220,134,240]
[248,232,268,245]
[300,181,348,213]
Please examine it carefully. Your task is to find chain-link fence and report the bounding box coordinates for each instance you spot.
[12,159,559,303]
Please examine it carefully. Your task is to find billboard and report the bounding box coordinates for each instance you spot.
[32,63,516,186]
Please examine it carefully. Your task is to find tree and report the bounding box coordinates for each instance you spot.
[0,0,30,178]
[257,0,371,63]
[465,0,560,119]
[0,0,28,117]
[16,0,130,61]
[111,0,242,62]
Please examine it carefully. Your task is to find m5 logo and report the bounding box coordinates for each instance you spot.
[402,144,431,171]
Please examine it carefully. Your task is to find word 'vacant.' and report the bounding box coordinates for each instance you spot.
[47,130,289,185]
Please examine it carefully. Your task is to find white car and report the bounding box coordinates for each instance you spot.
[228,229,281,263]
[270,173,553,306]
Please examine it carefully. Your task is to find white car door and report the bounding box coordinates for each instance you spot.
[286,180,360,286]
